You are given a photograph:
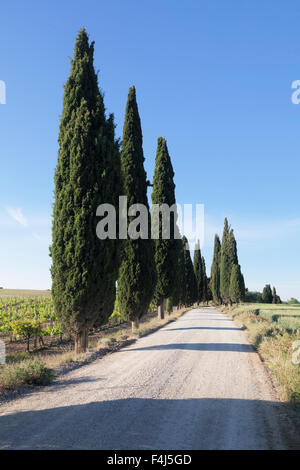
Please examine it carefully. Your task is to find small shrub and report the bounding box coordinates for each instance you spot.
[0,359,52,390]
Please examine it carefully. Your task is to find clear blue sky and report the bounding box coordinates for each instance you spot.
[0,0,300,300]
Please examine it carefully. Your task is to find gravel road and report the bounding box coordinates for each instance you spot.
[0,307,299,450]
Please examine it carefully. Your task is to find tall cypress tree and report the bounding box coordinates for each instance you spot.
[193,242,203,304]
[262,284,273,303]
[220,218,231,304]
[220,219,240,305]
[117,86,156,330]
[229,264,244,304]
[210,234,221,305]
[182,236,197,306]
[151,137,179,319]
[201,256,208,304]
[51,29,120,353]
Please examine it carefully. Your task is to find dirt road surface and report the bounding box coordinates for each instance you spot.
[0,307,299,450]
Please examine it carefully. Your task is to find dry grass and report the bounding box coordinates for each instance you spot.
[0,359,52,391]
[222,303,300,405]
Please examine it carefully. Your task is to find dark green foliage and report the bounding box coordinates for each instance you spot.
[151,137,179,305]
[240,271,246,300]
[210,234,221,304]
[220,218,241,305]
[228,229,238,266]
[244,290,263,303]
[219,218,231,304]
[51,29,120,345]
[201,256,208,303]
[182,236,197,306]
[272,287,277,304]
[193,244,203,304]
[262,284,273,303]
[172,237,186,307]
[271,286,282,304]
[229,264,245,303]
[166,297,173,314]
[117,86,156,323]
[206,277,213,302]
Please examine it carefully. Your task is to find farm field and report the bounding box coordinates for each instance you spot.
[233,303,300,333]
[0,289,51,298]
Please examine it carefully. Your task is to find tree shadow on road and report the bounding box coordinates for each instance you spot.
[0,397,299,450]
[123,343,255,353]
[163,327,241,332]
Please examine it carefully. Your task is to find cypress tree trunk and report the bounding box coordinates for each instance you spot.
[132,319,140,332]
[158,298,165,320]
[75,328,88,355]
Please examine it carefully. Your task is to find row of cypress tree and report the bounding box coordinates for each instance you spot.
[210,218,245,305]
[51,29,203,352]
[262,284,281,304]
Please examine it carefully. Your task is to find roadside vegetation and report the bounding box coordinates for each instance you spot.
[220,303,300,405]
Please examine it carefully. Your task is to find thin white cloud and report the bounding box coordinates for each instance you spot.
[5,207,28,227]
[32,232,41,240]
[235,218,300,242]
[203,216,300,245]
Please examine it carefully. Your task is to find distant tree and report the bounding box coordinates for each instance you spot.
[206,277,213,302]
[201,256,208,304]
[172,237,186,308]
[210,234,221,304]
[117,86,156,330]
[262,284,273,303]
[229,264,245,304]
[151,137,179,319]
[220,218,232,304]
[288,297,299,305]
[193,242,203,304]
[244,290,263,303]
[182,236,197,306]
[51,29,120,353]
[240,271,246,301]
[272,287,277,304]
[220,219,243,306]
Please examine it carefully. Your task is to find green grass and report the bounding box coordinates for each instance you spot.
[232,303,300,334]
